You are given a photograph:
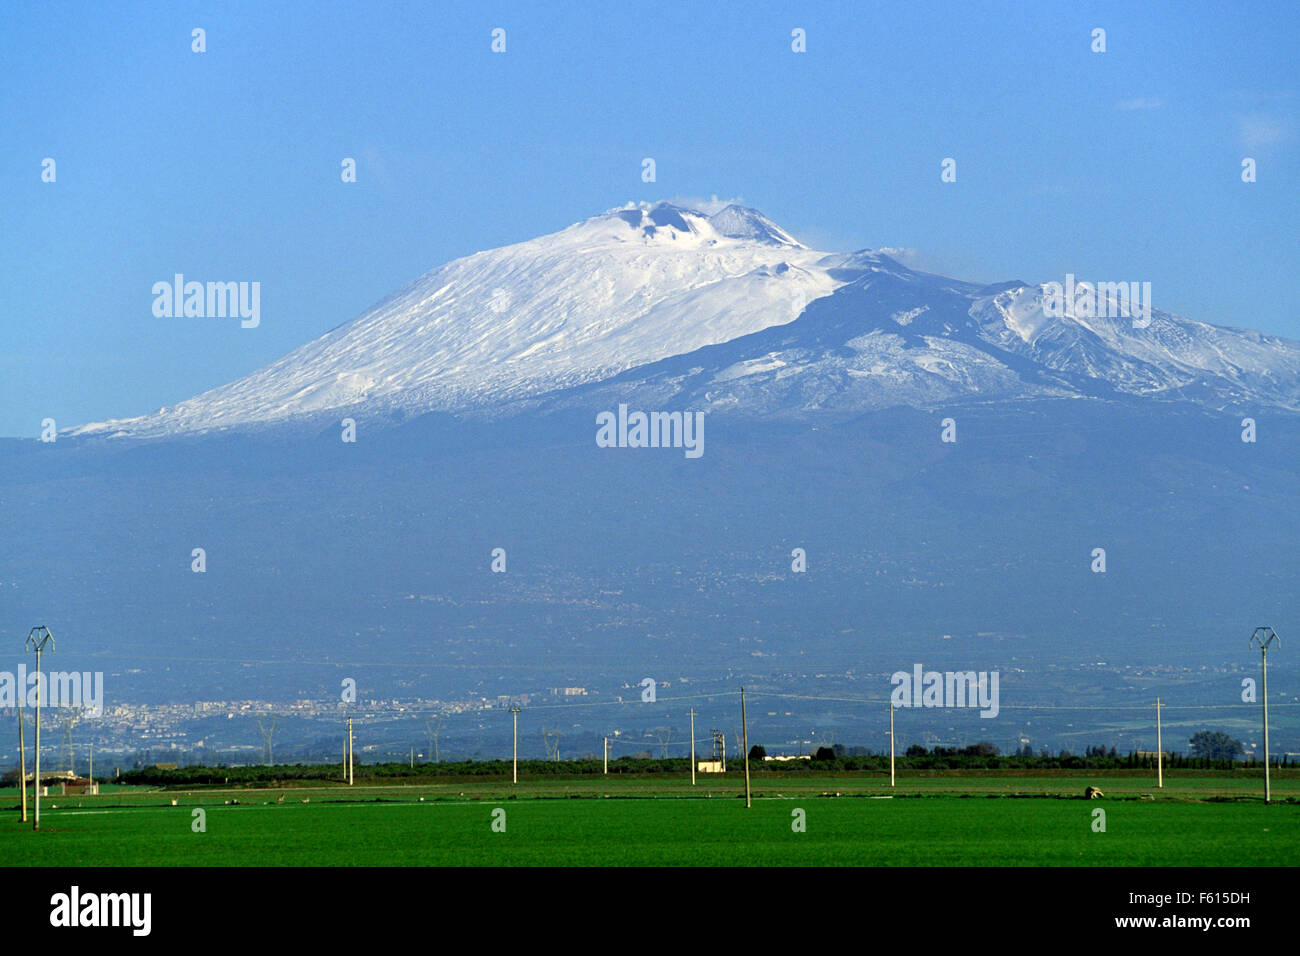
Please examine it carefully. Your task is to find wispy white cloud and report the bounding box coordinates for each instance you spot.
[1238,113,1291,148]
[667,195,746,215]
[876,247,948,272]
[614,196,746,215]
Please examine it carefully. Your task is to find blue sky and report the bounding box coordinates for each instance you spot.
[3,1,1296,437]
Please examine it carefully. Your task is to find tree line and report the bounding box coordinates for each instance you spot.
[113,731,1281,786]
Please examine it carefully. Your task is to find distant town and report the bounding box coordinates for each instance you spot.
[4,661,1290,774]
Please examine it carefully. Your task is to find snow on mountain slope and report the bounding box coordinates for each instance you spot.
[531,258,1300,418]
[72,201,1300,438]
[72,202,838,438]
[970,285,1300,407]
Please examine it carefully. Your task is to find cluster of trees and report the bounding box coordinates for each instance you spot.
[747,733,1260,771]
[1188,731,1246,761]
[120,756,690,787]
[115,730,1265,787]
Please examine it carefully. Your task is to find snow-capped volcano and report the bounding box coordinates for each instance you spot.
[74,201,1300,438]
[74,201,836,438]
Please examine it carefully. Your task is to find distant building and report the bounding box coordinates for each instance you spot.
[2,769,77,785]
[697,760,724,773]
[762,754,812,762]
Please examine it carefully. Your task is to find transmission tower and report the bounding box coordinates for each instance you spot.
[425,715,442,763]
[541,726,562,762]
[257,714,277,765]
[654,726,673,758]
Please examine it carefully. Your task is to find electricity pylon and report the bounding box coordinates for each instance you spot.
[710,729,726,771]
[425,715,442,763]
[257,714,277,765]
[654,726,673,758]
[541,726,561,762]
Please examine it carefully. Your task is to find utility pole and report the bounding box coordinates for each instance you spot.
[603,736,608,775]
[1249,627,1280,803]
[1156,698,1163,789]
[689,708,696,786]
[89,742,94,793]
[889,703,896,788]
[347,716,354,786]
[740,686,751,809]
[409,747,414,769]
[26,626,53,831]
[18,704,27,822]
[509,706,521,784]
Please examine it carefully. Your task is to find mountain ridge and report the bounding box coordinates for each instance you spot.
[70,202,1300,439]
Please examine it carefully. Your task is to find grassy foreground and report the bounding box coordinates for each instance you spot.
[1,772,1296,866]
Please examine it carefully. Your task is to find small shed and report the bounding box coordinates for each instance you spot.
[60,778,100,795]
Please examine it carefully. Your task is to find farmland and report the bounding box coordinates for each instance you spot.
[2,771,1296,867]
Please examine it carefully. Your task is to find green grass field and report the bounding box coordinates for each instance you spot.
[3,772,1296,866]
